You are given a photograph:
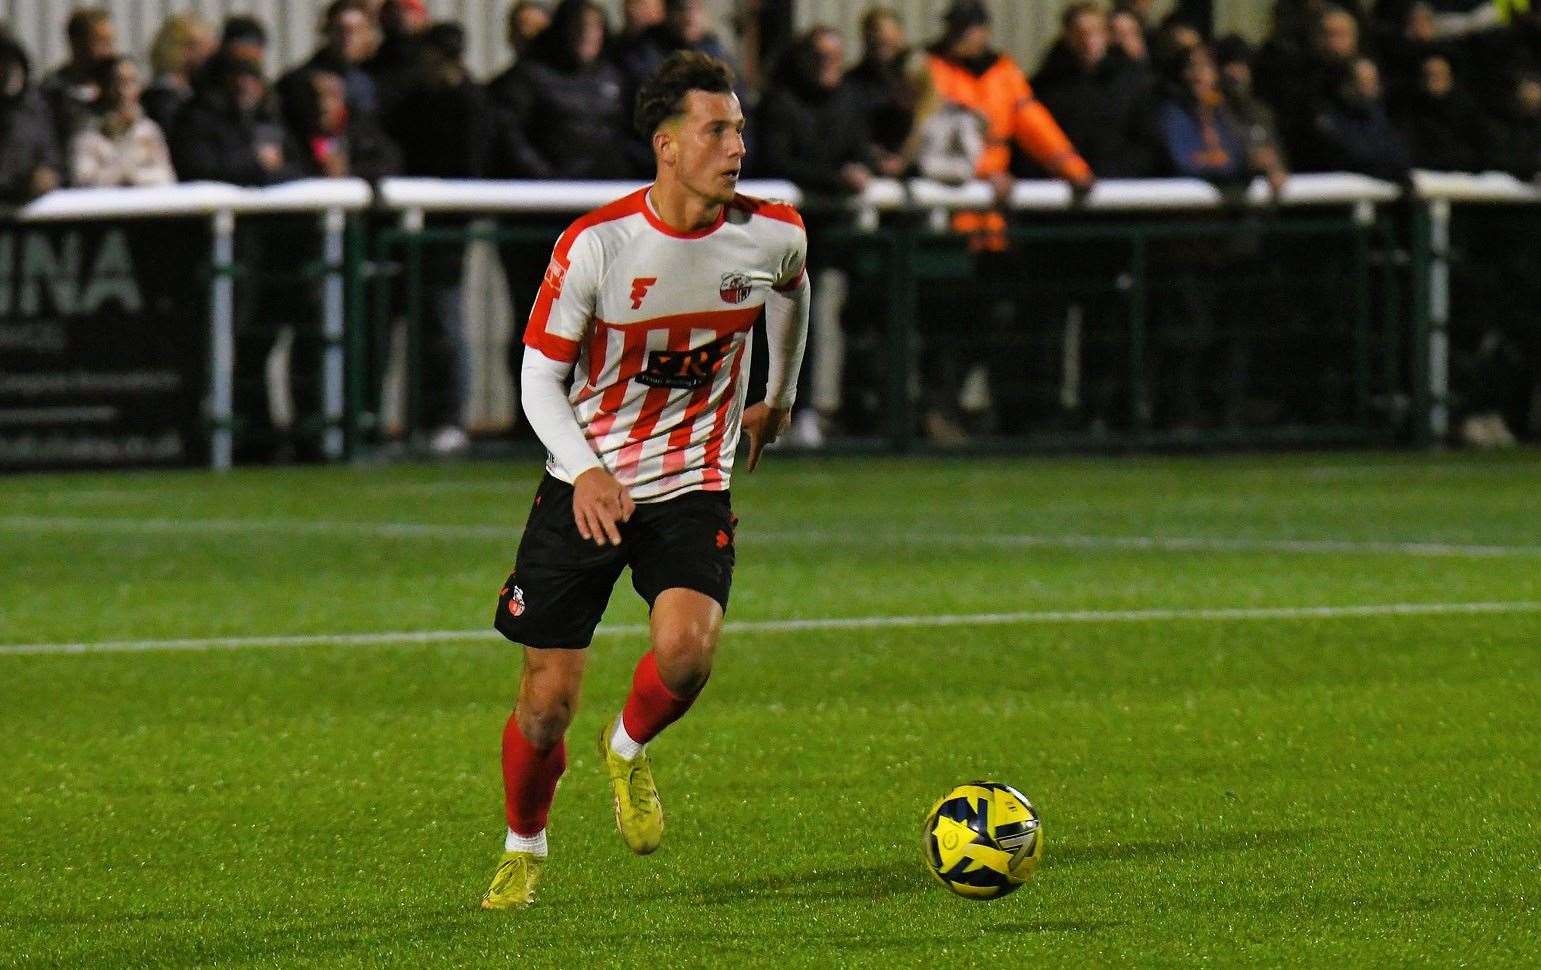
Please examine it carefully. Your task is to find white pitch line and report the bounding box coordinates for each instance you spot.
[0,515,509,539]
[4,514,1541,559]
[3,600,1537,657]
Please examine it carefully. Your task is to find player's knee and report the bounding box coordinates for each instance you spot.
[517,671,581,748]
[517,694,575,750]
[652,627,716,697]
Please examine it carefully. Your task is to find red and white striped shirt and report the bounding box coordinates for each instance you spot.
[522,186,808,502]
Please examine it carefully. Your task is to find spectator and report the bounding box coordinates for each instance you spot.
[219,16,269,69]
[366,0,430,115]
[844,6,921,173]
[170,53,300,185]
[278,0,381,140]
[509,1,553,61]
[1034,2,1160,178]
[1214,35,1290,191]
[924,0,1094,243]
[70,56,176,187]
[1314,5,1364,59]
[1311,56,1413,180]
[616,0,743,105]
[143,14,216,135]
[760,26,879,195]
[0,33,61,204]
[1263,5,1375,170]
[760,27,880,450]
[619,0,665,44]
[1255,0,1331,106]
[1109,7,1152,68]
[1490,70,1541,179]
[1155,44,1250,184]
[919,0,1096,443]
[1151,13,1205,64]
[1375,2,1463,94]
[290,68,401,179]
[383,23,490,454]
[489,0,638,179]
[41,7,118,150]
[386,23,493,179]
[1115,0,1159,31]
[1392,53,1492,170]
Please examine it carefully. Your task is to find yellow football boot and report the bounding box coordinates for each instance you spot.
[598,720,664,855]
[480,850,543,910]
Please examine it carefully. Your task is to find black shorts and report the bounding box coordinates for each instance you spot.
[493,474,736,649]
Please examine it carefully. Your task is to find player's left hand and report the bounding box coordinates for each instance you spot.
[741,403,790,472]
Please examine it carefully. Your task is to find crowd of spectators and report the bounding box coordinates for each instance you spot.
[4,0,1541,207]
[2,0,1537,449]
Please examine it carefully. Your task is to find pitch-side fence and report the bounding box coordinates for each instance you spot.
[4,172,1536,469]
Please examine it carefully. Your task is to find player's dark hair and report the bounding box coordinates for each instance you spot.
[633,50,736,138]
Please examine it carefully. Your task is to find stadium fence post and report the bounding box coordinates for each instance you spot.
[1408,200,1434,447]
[401,207,426,444]
[344,213,366,459]
[1425,199,1452,445]
[1127,232,1149,435]
[321,206,347,460]
[1352,201,1374,426]
[888,219,917,451]
[209,208,236,471]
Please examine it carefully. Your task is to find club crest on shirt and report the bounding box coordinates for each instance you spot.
[719,271,752,305]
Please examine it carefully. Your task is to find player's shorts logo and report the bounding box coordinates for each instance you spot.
[506,585,527,617]
[719,272,752,305]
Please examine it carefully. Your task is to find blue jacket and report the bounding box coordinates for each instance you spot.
[1156,97,1246,182]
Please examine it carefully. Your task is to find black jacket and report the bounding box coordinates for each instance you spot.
[843,52,918,156]
[169,91,302,185]
[757,80,875,195]
[1033,46,1159,178]
[0,40,60,205]
[1310,95,1413,181]
[141,78,194,136]
[1489,106,1541,180]
[386,76,493,178]
[488,57,641,179]
[1391,88,1492,173]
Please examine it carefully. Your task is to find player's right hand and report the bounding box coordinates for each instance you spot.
[572,467,635,547]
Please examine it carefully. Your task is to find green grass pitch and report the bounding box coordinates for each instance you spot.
[2,452,1538,967]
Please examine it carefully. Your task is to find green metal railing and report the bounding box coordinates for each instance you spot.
[351,203,1404,455]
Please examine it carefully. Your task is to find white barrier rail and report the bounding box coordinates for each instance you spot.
[5,171,1535,469]
[13,171,1534,225]
[15,180,373,469]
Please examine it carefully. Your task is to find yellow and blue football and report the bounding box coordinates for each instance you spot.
[922,781,1043,899]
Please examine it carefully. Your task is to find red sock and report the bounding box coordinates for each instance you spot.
[620,650,697,745]
[501,712,566,836]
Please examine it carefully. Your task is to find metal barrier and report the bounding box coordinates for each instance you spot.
[15,179,370,470]
[1408,172,1541,445]
[7,171,1536,469]
[367,173,1411,453]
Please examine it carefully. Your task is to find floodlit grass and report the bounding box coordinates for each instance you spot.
[2,452,1538,966]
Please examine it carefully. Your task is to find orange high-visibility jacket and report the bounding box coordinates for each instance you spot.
[925,50,1092,183]
[926,49,1091,249]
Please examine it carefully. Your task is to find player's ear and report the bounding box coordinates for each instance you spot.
[653,127,675,167]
